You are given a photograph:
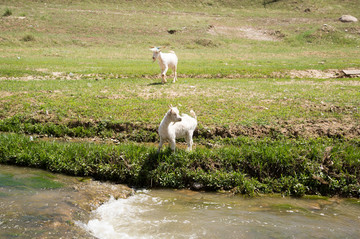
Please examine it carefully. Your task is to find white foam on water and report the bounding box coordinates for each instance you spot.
[83,192,158,239]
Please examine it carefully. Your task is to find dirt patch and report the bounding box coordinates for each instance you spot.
[0,91,14,98]
[207,25,282,41]
[288,69,340,79]
[272,69,342,79]
[2,68,357,82]
[279,119,360,139]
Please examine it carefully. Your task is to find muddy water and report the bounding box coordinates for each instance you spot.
[1,165,360,239]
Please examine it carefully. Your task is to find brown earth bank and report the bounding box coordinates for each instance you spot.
[1,69,359,81]
[125,119,360,140]
[202,119,360,140]
[9,117,359,144]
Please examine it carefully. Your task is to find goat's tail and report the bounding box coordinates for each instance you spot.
[190,110,196,119]
[169,50,175,54]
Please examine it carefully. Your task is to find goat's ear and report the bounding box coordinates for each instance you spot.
[168,104,173,109]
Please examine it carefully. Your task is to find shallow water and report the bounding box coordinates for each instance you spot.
[83,189,360,239]
[0,165,131,238]
[1,165,360,239]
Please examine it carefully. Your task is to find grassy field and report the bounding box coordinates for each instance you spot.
[1,0,360,77]
[1,0,360,196]
[1,77,359,141]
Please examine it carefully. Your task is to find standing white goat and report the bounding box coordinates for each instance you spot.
[150,46,178,84]
[158,105,197,152]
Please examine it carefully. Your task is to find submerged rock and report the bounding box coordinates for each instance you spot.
[191,182,204,191]
[72,179,134,211]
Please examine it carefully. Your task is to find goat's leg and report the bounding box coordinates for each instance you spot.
[161,66,168,84]
[158,138,164,152]
[169,138,176,152]
[172,65,177,83]
[186,132,193,151]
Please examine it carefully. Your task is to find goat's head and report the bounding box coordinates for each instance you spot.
[150,46,161,62]
[167,105,182,123]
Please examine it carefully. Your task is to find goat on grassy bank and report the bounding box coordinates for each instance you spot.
[150,46,178,84]
[158,105,197,152]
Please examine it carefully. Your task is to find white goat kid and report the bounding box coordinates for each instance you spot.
[158,105,197,152]
[150,47,178,84]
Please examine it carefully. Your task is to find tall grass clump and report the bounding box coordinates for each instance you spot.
[2,8,12,17]
[21,34,35,42]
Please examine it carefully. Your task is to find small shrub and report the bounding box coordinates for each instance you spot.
[291,183,307,197]
[195,38,218,47]
[3,8,12,17]
[21,34,35,42]
[263,0,282,7]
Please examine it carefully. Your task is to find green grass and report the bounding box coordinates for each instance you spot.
[1,77,359,140]
[1,133,359,197]
[0,0,359,77]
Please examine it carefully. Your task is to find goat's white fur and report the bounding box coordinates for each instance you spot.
[150,47,178,84]
[158,106,197,152]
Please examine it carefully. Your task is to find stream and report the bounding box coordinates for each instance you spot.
[1,165,359,238]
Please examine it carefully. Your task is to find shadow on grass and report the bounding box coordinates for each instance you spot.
[133,147,174,187]
[147,82,163,86]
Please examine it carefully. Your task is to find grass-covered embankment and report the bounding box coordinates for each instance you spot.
[1,0,360,198]
[1,77,359,140]
[1,133,359,197]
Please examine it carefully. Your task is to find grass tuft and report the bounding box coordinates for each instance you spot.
[2,8,12,17]
[21,34,35,42]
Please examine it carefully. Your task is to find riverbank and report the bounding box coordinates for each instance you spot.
[1,133,359,197]
[2,165,360,238]
[0,164,134,238]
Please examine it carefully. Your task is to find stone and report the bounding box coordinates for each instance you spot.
[342,69,360,76]
[339,15,358,23]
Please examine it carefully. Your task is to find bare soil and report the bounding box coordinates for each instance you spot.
[207,25,282,41]
[1,68,358,82]
[195,117,359,140]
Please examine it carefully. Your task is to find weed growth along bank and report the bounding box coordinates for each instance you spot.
[1,134,359,197]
